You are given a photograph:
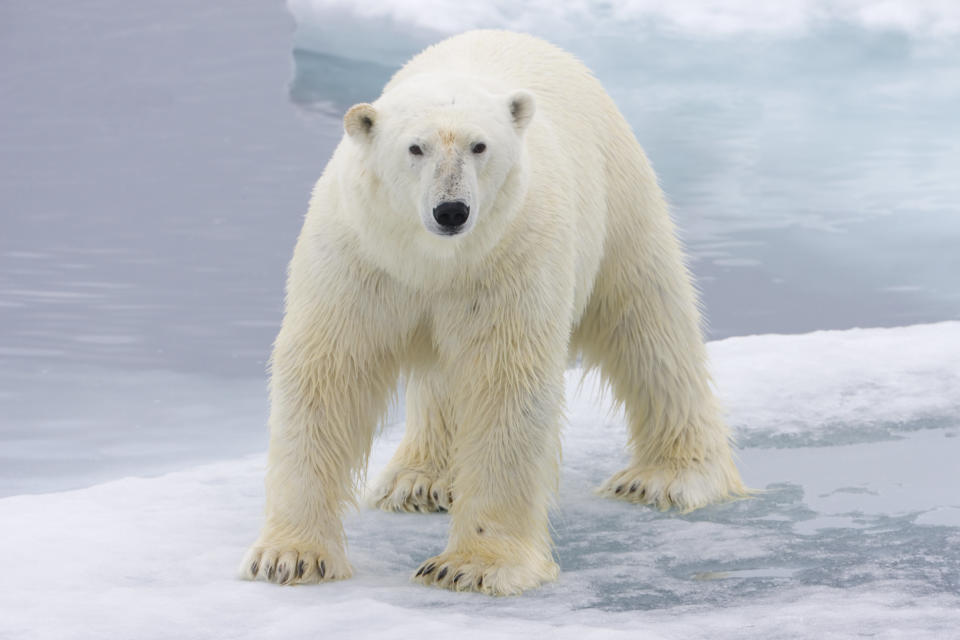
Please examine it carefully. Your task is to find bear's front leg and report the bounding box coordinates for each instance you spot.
[413,290,570,595]
[241,314,400,585]
[412,371,564,595]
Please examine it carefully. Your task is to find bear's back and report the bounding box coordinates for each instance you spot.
[383,31,629,148]
[387,30,590,92]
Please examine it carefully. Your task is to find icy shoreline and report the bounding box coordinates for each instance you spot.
[1,323,958,638]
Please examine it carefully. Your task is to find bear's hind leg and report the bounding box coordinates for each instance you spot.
[574,190,747,512]
[371,370,454,513]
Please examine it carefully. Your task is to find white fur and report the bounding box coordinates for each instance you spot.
[241,30,746,595]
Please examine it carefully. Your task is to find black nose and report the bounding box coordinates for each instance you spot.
[433,201,469,230]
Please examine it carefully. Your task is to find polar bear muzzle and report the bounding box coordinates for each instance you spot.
[432,201,470,233]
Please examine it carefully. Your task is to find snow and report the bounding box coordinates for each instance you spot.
[288,0,960,42]
[2,323,958,639]
[712,323,960,446]
[288,0,960,66]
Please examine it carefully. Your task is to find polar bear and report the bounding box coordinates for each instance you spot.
[241,30,745,595]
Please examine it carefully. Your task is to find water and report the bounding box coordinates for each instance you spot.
[1,0,334,379]
[1,0,325,493]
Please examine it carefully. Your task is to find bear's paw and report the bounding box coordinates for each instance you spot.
[599,455,748,513]
[412,549,558,596]
[371,468,452,513]
[240,543,352,585]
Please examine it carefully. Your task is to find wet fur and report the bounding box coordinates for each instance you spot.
[241,30,746,596]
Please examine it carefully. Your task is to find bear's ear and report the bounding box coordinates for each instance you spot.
[508,90,536,132]
[344,103,377,140]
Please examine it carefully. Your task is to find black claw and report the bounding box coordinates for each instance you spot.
[432,490,439,502]
[416,487,424,497]
[615,484,625,495]
[319,560,326,579]
[477,576,483,588]
[266,564,275,580]
[296,559,306,579]
[278,565,290,584]
[453,572,463,584]
[437,567,448,580]
[416,565,425,577]
[422,563,436,576]
[250,561,259,576]
[629,482,639,493]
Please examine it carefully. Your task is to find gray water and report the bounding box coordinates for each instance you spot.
[1,1,323,491]
[1,1,959,495]
[1,1,329,378]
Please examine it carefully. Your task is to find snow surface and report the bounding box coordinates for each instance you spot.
[2,323,958,639]
[288,0,960,66]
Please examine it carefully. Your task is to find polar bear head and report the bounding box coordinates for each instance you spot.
[343,75,535,243]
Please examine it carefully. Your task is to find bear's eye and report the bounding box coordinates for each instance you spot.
[471,142,486,154]
[409,144,423,156]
